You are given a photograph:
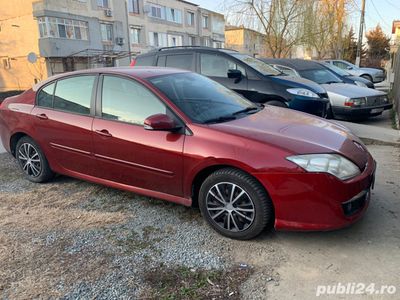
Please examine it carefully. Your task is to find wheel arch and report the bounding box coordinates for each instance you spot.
[191,164,275,216]
[9,132,29,156]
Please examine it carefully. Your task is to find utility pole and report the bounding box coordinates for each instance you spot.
[355,0,366,66]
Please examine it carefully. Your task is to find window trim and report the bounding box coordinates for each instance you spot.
[35,74,98,117]
[96,73,185,130]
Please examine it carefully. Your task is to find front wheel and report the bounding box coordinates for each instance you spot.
[16,136,55,183]
[199,168,274,240]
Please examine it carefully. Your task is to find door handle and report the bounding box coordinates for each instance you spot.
[95,129,112,137]
[35,113,48,120]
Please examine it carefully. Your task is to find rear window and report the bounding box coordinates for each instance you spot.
[135,55,155,66]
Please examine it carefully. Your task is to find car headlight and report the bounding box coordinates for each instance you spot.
[354,81,367,88]
[287,88,319,98]
[344,97,366,107]
[287,154,360,180]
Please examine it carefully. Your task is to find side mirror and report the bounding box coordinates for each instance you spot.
[346,66,353,70]
[227,69,242,79]
[144,114,181,132]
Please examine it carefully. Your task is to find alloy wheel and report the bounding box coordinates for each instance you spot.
[18,143,42,177]
[206,182,255,232]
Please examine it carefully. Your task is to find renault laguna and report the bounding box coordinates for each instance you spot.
[0,67,376,239]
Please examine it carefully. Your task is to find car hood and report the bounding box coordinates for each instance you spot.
[212,106,368,169]
[360,67,383,74]
[271,75,326,94]
[321,83,385,98]
[347,76,374,87]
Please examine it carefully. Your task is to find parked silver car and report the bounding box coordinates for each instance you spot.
[323,59,385,83]
[261,59,392,119]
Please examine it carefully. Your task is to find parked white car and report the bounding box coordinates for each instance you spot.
[323,59,385,83]
[261,59,392,119]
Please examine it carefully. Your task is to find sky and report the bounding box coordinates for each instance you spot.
[192,0,399,38]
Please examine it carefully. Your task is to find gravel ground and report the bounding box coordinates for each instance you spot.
[0,144,399,299]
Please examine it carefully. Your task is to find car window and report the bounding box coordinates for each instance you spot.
[298,69,342,84]
[273,65,298,77]
[157,55,166,67]
[135,55,155,66]
[165,54,193,71]
[200,53,246,77]
[101,75,166,125]
[321,62,350,76]
[231,54,281,76]
[149,72,256,124]
[333,61,350,69]
[53,76,95,115]
[37,82,55,108]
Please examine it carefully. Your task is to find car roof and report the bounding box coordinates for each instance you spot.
[261,58,325,71]
[140,46,238,56]
[33,67,188,91]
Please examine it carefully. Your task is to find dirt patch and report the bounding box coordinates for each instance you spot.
[142,265,253,299]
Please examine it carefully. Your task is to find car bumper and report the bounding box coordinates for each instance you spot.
[333,103,393,117]
[253,153,376,231]
[372,74,385,83]
[288,96,330,118]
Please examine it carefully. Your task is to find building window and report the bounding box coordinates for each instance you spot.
[150,4,165,19]
[166,8,182,23]
[2,58,11,69]
[187,11,195,26]
[128,0,139,13]
[187,36,196,46]
[167,34,182,47]
[130,26,141,44]
[202,37,210,47]
[97,0,109,8]
[38,17,88,40]
[148,32,167,47]
[100,23,113,42]
[202,15,209,29]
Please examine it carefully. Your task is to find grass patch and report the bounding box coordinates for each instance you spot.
[142,265,253,299]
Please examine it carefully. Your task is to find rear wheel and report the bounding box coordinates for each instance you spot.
[199,168,274,240]
[16,136,54,183]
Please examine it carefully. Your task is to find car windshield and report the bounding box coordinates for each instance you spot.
[148,72,260,124]
[322,62,350,76]
[298,68,343,84]
[231,54,282,76]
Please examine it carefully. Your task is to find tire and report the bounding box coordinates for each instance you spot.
[361,74,373,82]
[265,100,287,108]
[199,168,274,240]
[16,136,54,183]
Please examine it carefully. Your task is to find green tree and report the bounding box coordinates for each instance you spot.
[342,27,365,63]
[365,25,390,64]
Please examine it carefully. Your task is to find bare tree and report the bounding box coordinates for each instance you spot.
[225,0,308,58]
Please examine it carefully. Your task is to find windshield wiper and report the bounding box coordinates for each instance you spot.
[325,81,341,84]
[232,106,260,116]
[203,115,237,124]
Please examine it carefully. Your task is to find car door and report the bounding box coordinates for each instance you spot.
[31,75,97,175]
[91,74,185,196]
[198,52,248,96]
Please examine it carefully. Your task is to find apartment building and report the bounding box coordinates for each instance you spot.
[0,0,225,91]
[225,25,270,58]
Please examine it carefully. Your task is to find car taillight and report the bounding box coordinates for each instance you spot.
[130,59,136,67]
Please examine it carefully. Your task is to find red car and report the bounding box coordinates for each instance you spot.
[0,68,376,239]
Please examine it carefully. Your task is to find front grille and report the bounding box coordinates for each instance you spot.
[342,190,368,216]
[366,95,387,106]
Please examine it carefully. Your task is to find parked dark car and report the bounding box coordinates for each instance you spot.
[133,46,330,118]
[318,62,375,89]
[262,58,392,120]
[0,67,375,239]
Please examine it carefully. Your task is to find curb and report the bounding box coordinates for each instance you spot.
[360,137,400,147]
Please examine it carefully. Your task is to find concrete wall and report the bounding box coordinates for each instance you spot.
[0,0,46,91]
